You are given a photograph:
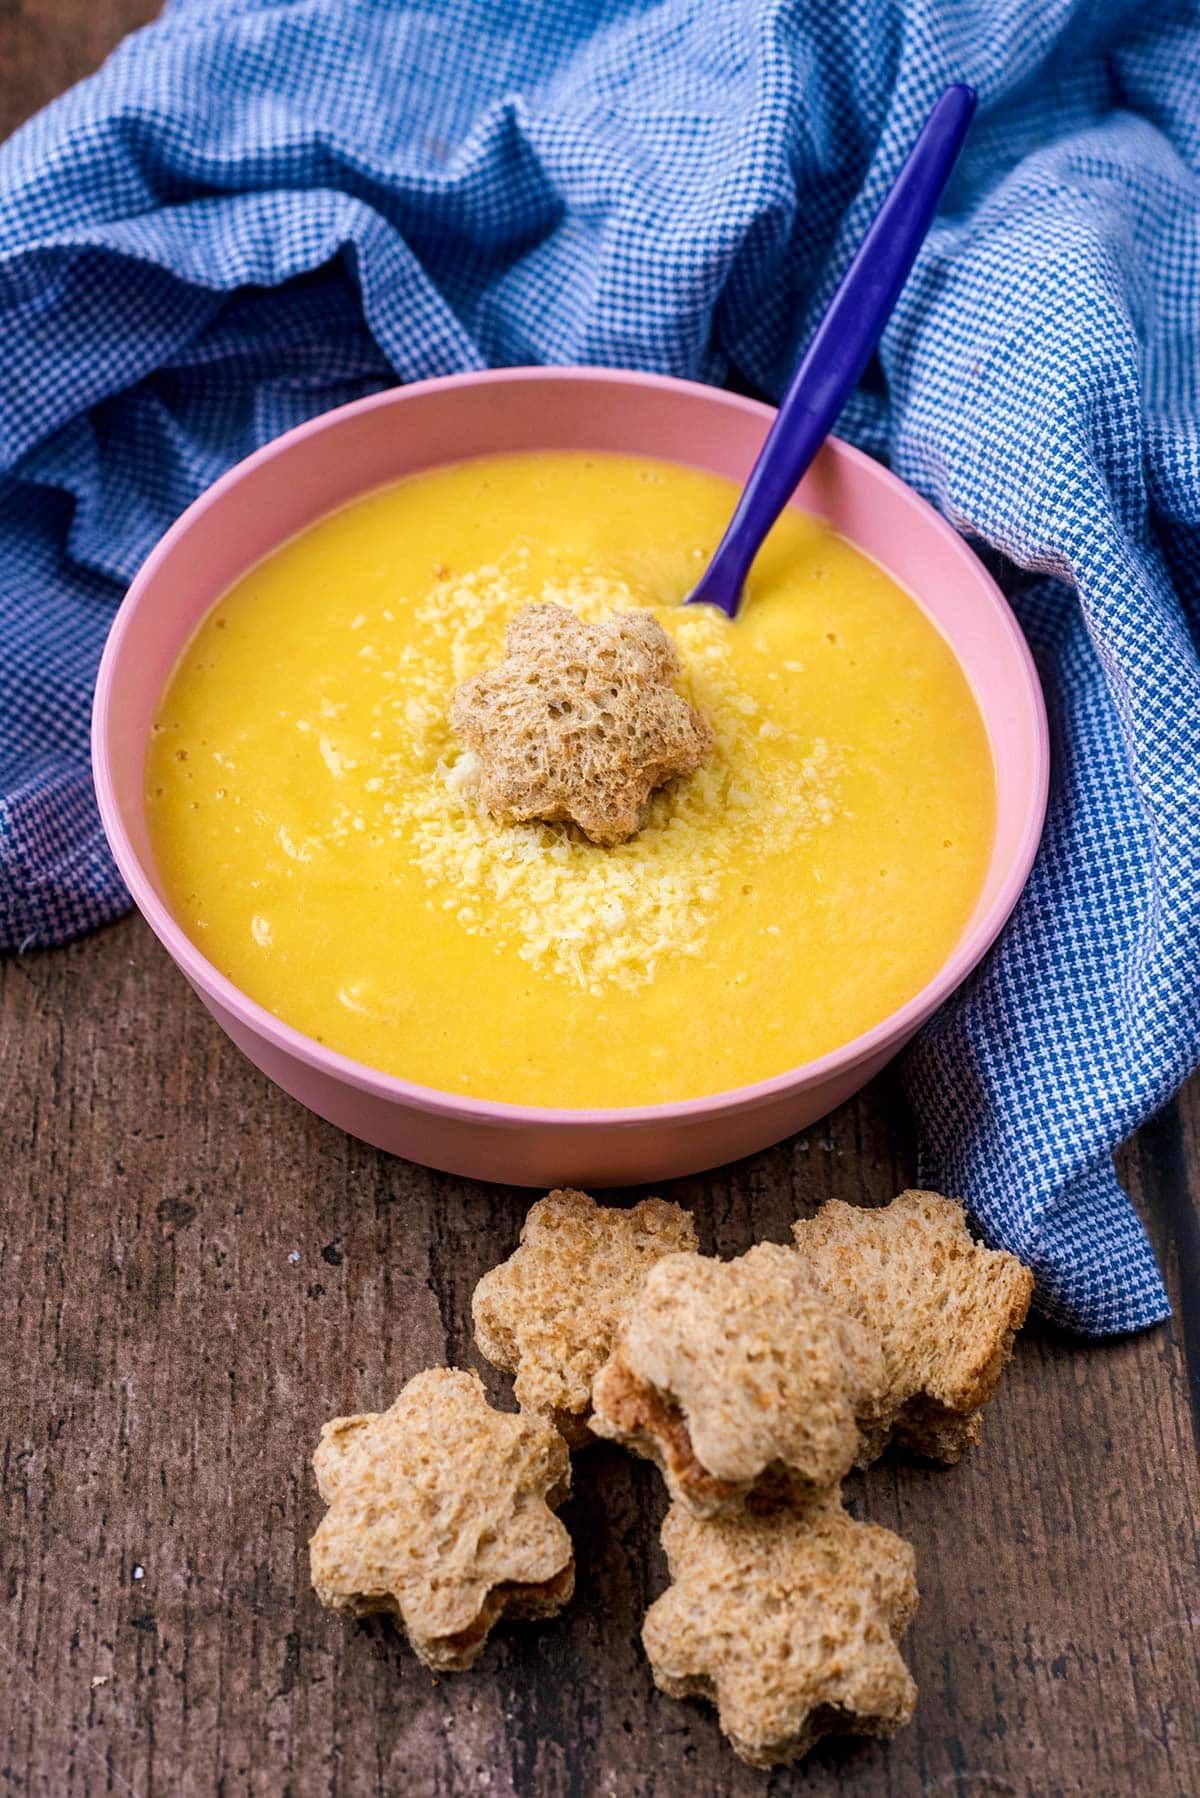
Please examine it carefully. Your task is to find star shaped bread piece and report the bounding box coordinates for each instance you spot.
[449,602,714,846]
[643,1490,918,1768]
[309,1368,573,1671]
[590,1243,884,1516]
[472,1188,698,1446]
[792,1191,1034,1463]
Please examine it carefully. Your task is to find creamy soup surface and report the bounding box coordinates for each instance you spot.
[147,452,995,1107]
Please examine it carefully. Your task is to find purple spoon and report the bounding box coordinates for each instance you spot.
[686,82,976,619]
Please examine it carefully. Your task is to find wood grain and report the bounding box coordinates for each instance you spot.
[0,0,161,141]
[2,6,1199,1793]
[4,916,1199,1797]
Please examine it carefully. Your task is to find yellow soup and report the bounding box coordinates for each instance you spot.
[147,452,994,1107]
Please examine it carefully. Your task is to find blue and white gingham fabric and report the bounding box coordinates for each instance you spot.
[2,0,1197,1334]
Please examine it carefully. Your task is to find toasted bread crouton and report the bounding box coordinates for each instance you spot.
[643,1489,918,1767]
[472,1188,698,1446]
[793,1191,1034,1463]
[450,603,713,845]
[592,1243,882,1515]
[309,1368,572,1670]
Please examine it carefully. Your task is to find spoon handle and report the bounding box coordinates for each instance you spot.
[687,82,977,618]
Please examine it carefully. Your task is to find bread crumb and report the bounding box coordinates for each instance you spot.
[308,1368,573,1670]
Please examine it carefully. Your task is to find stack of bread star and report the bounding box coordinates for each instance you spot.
[310,1187,1032,1767]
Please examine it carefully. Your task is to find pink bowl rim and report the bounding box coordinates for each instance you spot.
[92,365,1049,1131]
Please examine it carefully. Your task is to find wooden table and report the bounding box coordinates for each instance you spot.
[3,10,1199,1794]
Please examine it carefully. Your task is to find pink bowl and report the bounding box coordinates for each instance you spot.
[92,368,1048,1187]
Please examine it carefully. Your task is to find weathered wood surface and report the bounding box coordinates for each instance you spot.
[5,921,1200,1798]
[0,0,162,142]
[3,9,1200,1795]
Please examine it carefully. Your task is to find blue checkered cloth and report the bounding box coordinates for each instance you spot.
[2,0,1197,1334]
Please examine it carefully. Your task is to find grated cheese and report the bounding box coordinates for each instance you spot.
[382,561,840,992]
